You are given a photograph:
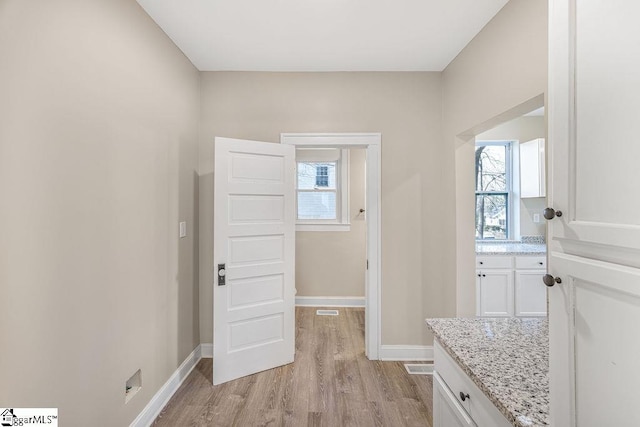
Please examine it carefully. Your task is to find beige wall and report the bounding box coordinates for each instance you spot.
[0,1,200,425]
[296,149,367,297]
[476,115,547,237]
[199,72,444,345]
[442,0,548,317]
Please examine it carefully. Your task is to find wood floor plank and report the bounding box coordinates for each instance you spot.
[152,307,433,427]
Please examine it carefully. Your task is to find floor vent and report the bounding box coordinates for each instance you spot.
[316,309,339,316]
[404,363,434,375]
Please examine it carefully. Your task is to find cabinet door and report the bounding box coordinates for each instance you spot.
[514,271,547,317]
[433,372,477,427]
[551,254,640,427]
[549,1,640,253]
[549,1,640,425]
[476,271,514,317]
[520,138,545,198]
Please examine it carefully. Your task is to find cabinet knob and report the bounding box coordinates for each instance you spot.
[538,262,544,265]
[459,392,470,402]
[479,261,484,265]
[543,274,562,287]
[482,274,486,277]
[543,208,563,220]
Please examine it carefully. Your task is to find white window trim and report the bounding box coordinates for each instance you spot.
[295,149,350,232]
[475,140,517,241]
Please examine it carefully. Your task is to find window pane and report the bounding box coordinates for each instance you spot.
[475,145,507,192]
[298,162,336,190]
[298,192,337,220]
[475,194,507,240]
[316,166,329,187]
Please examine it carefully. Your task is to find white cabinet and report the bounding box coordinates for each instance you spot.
[549,1,640,424]
[519,138,546,198]
[476,255,546,317]
[514,271,547,316]
[433,342,511,427]
[476,271,513,317]
[433,372,477,427]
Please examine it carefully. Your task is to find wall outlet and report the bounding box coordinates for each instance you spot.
[179,221,187,238]
[533,213,541,223]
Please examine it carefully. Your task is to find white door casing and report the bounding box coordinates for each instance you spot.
[548,0,640,425]
[213,137,295,385]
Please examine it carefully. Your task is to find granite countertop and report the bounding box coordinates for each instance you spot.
[476,241,547,255]
[425,317,549,427]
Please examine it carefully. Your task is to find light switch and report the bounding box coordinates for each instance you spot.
[533,213,540,223]
[179,221,187,238]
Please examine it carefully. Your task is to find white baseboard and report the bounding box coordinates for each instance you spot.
[200,343,213,358]
[379,345,434,361]
[130,344,202,427]
[295,296,365,307]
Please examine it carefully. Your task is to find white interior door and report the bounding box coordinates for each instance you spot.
[548,0,640,425]
[213,137,295,385]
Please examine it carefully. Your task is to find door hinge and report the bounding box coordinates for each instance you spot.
[366,260,369,270]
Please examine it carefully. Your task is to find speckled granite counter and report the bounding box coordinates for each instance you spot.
[476,241,546,255]
[425,318,549,427]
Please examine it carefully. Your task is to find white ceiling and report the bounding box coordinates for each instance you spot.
[136,0,509,72]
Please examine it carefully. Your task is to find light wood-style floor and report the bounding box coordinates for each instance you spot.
[152,307,433,426]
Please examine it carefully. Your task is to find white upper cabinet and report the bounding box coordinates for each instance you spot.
[519,138,545,198]
[549,1,640,253]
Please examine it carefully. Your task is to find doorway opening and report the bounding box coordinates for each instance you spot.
[281,133,381,360]
[454,94,547,318]
[293,146,367,353]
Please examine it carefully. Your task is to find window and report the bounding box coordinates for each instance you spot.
[315,165,329,187]
[297,162,337,220]
[475,141,512,240]
[295,148,349,230]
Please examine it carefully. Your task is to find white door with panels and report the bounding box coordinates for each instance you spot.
[213,137,296,385]
[548,1,640,425]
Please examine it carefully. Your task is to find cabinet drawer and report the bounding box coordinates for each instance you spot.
[515,256,546,269]
[476,256,513,269]
[434,372,477,426]
[434,342,511,427]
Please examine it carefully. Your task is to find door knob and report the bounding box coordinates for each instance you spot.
[459,392,470,401]
[543,208,563,220]
[543,274,562,287]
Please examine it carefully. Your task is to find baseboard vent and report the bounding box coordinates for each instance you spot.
[316,309,339,316]
[404,363,434,375]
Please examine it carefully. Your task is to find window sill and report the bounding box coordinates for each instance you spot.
[296,223,351,232]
